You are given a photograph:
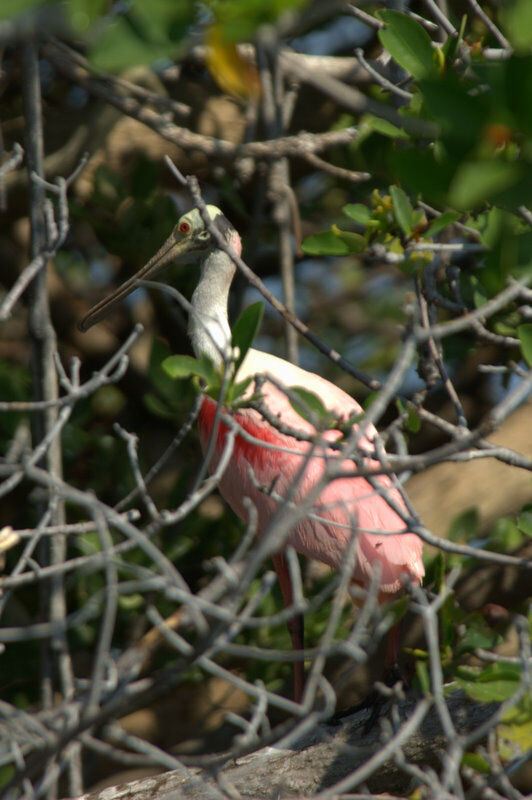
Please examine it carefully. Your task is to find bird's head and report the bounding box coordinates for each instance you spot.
[78,204,239,332]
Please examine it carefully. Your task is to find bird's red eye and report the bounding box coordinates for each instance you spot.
[179,221,190,233]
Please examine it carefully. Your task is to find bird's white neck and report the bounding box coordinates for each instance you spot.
[189,248,236,365]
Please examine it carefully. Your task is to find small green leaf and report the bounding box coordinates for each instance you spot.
[461,753,490,775]
[143,392,174,420]
[416,660,431,696]
[163,354,215,384]
[331,225,366,253]
[518,323,532,366]
[377,9,438,81]
[457,662,521,703]
[118,593,144,611]
[301,231,351,256]
[517,508,532,536]
[442,14,467,65]
[425,211,461,237]
[390,185,414,236]
[456,625,498,657]
[343,204,371,225]
[360,114,409,139]
[232,302,264,374]
[488,516,523,552]
[406,406,421,433]
[289,386,335,428]
[448,508,479,543]
[226,375,254,404]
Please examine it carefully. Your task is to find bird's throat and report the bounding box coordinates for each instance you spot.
[189,249,236,365]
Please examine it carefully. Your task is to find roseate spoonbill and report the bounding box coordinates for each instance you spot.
[79,205,424,702]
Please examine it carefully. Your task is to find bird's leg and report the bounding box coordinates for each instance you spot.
[331,620,406,728]
[271,551,305,703]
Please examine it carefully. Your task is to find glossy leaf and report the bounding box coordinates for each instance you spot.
[377,10,438,81]
[390,185,414,236]
[232,302,264,374]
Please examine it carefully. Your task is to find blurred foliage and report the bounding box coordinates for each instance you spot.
[1,2,531,783]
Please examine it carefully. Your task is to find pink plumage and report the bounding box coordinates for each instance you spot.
[197,351,424,598]
[78,203,425,703]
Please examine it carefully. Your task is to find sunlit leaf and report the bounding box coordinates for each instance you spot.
[501,0,532,51]
[163,354,215,384]
[390,185,414,236]
[289,387,336,429]
[331,225,366,253]
[205,25,261,99]
[425,211,460,237]
[377,10,438,80]
[301,231,351,256]
[360,114,409,139]
[232,302,264,374]
[461,753,490,774]
[457,663,521,703]
[343,204,371,225]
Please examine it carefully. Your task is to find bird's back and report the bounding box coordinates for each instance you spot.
[198,348,424,595]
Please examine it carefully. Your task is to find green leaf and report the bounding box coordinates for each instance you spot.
[518,323,532,366]
[143,392,174,420]
[501,0,532,51]
[0,0,47,20]
[456,625,498,658]
[425,211,461,237]
[302,231,351,256]
[377,9,438,81]
[457,662,521,703]
[163,354,215,384]
[461,753,490,775]
[416,660,431,696]
[517,508,532,536]
[405,405,421,433]
[343,204,371,225]
[227,375,254,404]
[232,302,264,374]
[360,114,409,139]
[488,516,523,552]
[331,225,366,253]
[442,14,467,66]
[448,508,479,543]
[449,161,520,210]
[288,386,335,428]
[390,185,414,236]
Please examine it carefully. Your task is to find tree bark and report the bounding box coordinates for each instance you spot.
[69,692,496,800]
